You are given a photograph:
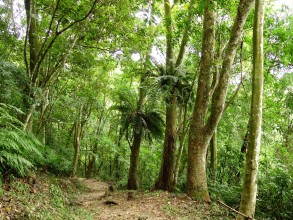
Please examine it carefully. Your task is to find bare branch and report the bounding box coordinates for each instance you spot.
[217,199,254,220]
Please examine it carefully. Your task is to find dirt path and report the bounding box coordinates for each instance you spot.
[76,179,232,220]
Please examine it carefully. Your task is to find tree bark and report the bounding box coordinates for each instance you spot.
[127,131,143,190]
[155,89,177,190]
[187,0,216,202]
[237,0,264,218]
[155,0,195,191]
[187,0,255,202]
[72,105,83,177]
[210,129,217,182]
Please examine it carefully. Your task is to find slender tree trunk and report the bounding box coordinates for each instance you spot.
[187,0,254,202]
[72,104,83,177]
[210,129,217,182]
[23,0,39,130]
[173,103,189,188]
[127,131,143,189]
[127,67,148,189]
[237,0,264,218]
[72,122,81,176]
[158,0,176,190]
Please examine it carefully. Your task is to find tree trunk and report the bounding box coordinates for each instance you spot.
[173,103,189,188]
[72,122,81,177]
[187,0,254,202]
[237,0,264,218]
[155,89,177,190]
[187,1,216,202]
[187,134,210,202]
[210,129,217,182]
[155,0,195,191]
[86,148,96,178]
[72,104,84,177]
[127,131,143,190]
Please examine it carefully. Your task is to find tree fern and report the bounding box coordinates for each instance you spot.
[0,103,43,177]
[111,91,164,143]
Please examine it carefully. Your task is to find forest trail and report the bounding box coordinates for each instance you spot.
[76,178,230,220]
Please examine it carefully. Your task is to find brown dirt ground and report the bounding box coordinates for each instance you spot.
[76,179,233,220]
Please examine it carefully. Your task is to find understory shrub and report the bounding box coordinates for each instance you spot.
[257,165,293,219]
[0,103,44,178]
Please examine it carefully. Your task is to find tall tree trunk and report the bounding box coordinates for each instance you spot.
[237,0,264,218]
[23,0,39,130]
[155,89,177,190]
[127,71,147,189]
[86,99,106,178]
[155,0,195,191]
[72,105,83,177]
[72,102,92,177]
[187,0,216,202]
[187,0,254,202]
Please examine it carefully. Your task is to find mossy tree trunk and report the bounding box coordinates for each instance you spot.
[237,0,264,218]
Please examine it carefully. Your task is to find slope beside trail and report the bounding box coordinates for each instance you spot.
[76,178,233,220]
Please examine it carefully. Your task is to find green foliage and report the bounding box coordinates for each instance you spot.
[0,175,94,219]
[138,143,162,189]
[0,103,43,177]
[0,62,27,108]
[209,182,241,206]
[257,164,293,219]
[42,147,72,176]
[111,89,165,142]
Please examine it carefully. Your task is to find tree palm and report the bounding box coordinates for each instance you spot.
[112,89,164,189]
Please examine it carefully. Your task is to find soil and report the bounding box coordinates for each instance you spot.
[76,178,232,220]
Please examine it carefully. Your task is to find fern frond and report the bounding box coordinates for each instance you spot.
[0,103,43,177]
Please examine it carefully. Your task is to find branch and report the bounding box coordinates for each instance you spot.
[56,0,98,35]
[224,72,248,112]
[175,0,195,67]
[35,0,99,78]
[38,0,61,59]
[217,198,254,220]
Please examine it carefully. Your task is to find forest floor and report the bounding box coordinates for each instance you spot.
[0,175,235,219]
[76,178,234,220]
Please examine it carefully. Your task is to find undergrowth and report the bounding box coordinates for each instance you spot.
[0,174,94,220]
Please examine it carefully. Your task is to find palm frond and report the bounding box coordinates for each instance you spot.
[142,111,165,139]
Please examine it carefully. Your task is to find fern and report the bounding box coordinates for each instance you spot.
[0,103,43,177]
